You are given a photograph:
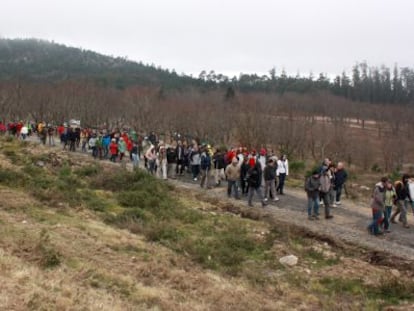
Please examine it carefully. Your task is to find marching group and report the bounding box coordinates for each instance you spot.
[4,121,413,234]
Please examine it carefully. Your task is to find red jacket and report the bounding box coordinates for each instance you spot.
[109,142,118,155]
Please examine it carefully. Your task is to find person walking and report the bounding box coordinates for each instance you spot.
[305,169,321,220]
[240,156,250,196]
[334,162,348,205]
[200,146,212,188]
[109,138,118,163]
[213,148,226,186]
[264,158,280,203]
[319,167,333,219]
[390,174,412,228]
[157,143,168,180]
[225,157,241,199]
[145,145,157,175]
[368,177,386,235]
[175,140,185,176]
[276,155,289,195]
[383,179,396,233]
[131,141,140,170]
[247,161,267,207]
[190,146,201,181]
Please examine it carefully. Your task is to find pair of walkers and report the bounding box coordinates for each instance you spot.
[305,167,334,220]
[368,174,412,236]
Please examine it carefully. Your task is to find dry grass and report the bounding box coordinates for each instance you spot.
[0,137,413,310]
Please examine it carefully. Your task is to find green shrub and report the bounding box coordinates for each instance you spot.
[145,221,185,243]
[0,167,26,187]
[371,163,381,173]
[79,189,109,211]
[36,229,61,269]
[58,165,72,178]
[75,164,100,177]
[289,161,306,175]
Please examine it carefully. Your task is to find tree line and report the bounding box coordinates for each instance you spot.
[1,39,414,105]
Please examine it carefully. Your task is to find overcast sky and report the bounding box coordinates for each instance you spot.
[1,0,413,77]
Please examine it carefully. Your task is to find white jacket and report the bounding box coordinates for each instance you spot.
[277,159,289,176]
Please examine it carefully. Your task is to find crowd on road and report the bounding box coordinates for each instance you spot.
[3,120,414,236]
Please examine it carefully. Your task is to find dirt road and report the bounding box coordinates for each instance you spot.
[170,175,414,262]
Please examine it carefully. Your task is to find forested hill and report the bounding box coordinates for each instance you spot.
[0,38,200,89]
[1,38,414,105]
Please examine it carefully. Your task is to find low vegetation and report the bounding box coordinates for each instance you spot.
[0,136,413,310]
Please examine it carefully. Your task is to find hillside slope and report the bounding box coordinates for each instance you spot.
[0,38,199,89]
[0,137,414,310]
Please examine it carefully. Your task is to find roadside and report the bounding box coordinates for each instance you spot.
[28,136,414,261]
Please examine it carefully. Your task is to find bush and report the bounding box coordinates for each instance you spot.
[0,167,27,187]
[145,221,185,243]
[36,229,61,269]
[371,163,382,173]
[79,189,109,211]
[75,164,100,177]
[289,161,306,175]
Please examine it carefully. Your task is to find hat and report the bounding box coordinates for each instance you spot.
[249,158,256,168]
[111,138,116,142]
[260,148,267,156]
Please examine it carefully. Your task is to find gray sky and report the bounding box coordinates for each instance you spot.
[1,0,413,78]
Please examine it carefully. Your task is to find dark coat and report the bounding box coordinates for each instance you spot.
[240,162,250,180]
[213,152,225,169]
[247,163,262,188]
[264,164,276,181]
[334,169,348,188]
[396,181,411,201]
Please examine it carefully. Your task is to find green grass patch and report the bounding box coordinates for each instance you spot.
[316,277,414,308]
[0,166,28,188]
[35,228,62,269]
[98,170,276,275]
[305,249,340,268]
[74,164,100,177]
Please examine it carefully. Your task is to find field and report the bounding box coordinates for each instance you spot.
[0,137,414,310]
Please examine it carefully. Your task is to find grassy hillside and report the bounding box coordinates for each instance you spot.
[0,137,413,310]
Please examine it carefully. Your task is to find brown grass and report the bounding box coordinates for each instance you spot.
[0,138,413,310]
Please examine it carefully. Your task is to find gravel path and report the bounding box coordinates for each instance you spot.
[170,174,414,262]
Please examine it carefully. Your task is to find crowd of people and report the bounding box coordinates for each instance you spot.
[4,121,414,234]
[368,174,414,235]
